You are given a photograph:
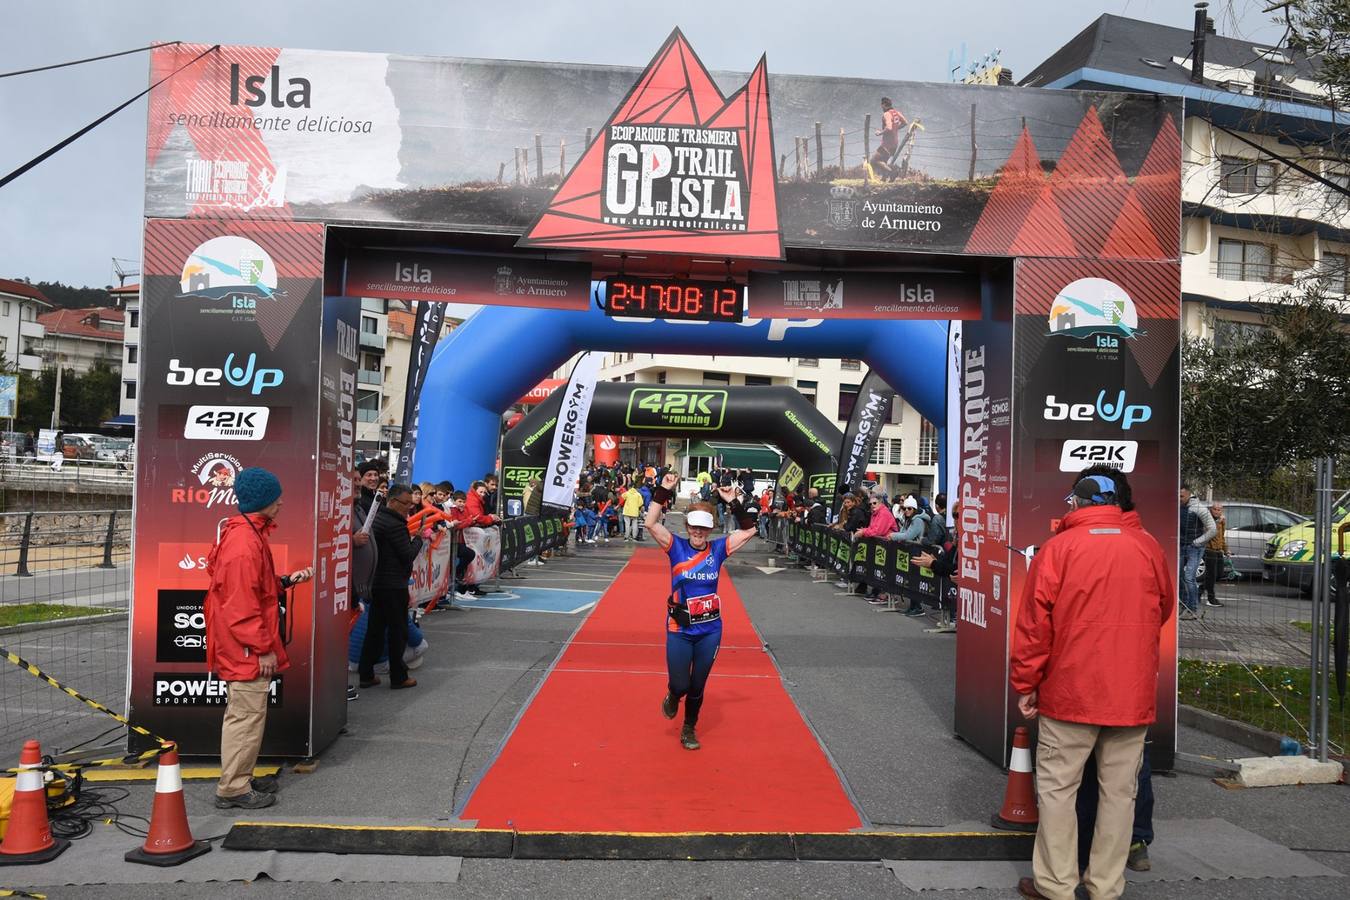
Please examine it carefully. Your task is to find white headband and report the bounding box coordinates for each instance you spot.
[686,510,715,529]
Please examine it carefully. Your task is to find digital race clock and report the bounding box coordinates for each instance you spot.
[602,277,744,323]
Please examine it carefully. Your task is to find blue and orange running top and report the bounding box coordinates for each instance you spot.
[664,535,729,635]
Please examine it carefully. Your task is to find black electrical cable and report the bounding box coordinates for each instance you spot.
[0,43,218,191]
[0,41,180,79]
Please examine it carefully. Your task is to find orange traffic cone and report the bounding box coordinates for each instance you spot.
[0,740,69,866]
[124,744,211,866]
[991,726,1039,832]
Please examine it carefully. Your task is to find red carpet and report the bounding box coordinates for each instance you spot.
[461,548,863,833]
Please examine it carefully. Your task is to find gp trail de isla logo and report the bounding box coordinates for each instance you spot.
[518,29,782,260]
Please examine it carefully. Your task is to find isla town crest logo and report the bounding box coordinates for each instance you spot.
[518,29,782,260]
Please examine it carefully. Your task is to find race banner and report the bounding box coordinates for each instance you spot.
[345,250,591,310]
[748,271,981,319]
[410,536,456,607]
[462,526,501,585]
[944,320,963,517]
[394,300,446,483]
[833,370,895,512]
[786,522,955,612]
[776,458,804,495]
[541,352,602,510]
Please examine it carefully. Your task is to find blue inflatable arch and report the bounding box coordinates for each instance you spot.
[413,293,954,489]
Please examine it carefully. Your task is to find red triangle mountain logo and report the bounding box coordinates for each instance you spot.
[517,29,783,260]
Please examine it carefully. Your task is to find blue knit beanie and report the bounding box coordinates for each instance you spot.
[235,467,282,514]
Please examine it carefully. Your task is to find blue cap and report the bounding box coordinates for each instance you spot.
[235,467,282,513]
[1066,475,1116,505]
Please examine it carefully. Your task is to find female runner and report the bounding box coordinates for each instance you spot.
[644,471,760,750]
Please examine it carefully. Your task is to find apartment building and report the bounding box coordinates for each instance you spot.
[111,283,140,423]
[36,306,124,375]
[0,278,50,375]
[1022,12,1346,346]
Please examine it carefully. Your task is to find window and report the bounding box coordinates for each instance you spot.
[124,381,137,400]
[657,371,667,384]
[129,309,139,328]
[1213,318,1267,350]
[868,439,904,465]
[702,372,730,385]
[1219,156,1276,194]
[841,358,862,370]
[126,346,138,364]
[797,379,818,406]
[1216,238,1274,282]
[798,357,818,367]
[1225,505,1256,532]
[2,301,9,317]
[624,373,635,382]
[918,420,939,465]
[745,375,771,386]
[361,315,379,334]
[1322,252,1349,295]
[837,384,861,421]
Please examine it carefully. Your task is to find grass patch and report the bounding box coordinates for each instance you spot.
[0,603,119,628]
[1179,658,1348,752]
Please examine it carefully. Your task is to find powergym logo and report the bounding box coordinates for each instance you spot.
[178,235,282,319]
[518,29,782,259]
[1047,277,1143,346]
[625,389,726,431]
[153,673,282,707]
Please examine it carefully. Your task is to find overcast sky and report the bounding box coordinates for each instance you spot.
[0,0,1285,288]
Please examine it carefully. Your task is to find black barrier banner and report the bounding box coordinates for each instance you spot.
[498,513,568,571]
[786,522,954,612]
[395,301,446,483]
[833,370,894,513]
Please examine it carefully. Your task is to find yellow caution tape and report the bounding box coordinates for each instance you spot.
[0,890,47,899]
[1,645,174,776]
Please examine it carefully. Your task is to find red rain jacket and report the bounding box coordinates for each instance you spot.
[464,489,498,526]
[1010,504,1174,726]
[203,513,290,682]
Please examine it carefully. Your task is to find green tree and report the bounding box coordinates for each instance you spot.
[1182,284,1350,486]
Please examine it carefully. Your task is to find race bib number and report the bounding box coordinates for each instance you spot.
[686,593,722,625]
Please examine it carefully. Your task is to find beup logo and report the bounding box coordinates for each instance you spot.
[1047,277,1144,341]
[625,389,726,431]
[1044,390,1152,431]
[518,29,782,259]
[167,353,284,395]
[179,236,282,318]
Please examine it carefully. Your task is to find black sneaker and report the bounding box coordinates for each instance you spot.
[251,774,280,794]
[1127,840,1151,871]
[680,724,700,750]
[215,789,275,810]
[661,694,678,719]
[347,685,359,702]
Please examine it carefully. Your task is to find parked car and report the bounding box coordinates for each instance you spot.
[96,437,132,463]
[60,434,99,460]
[1263,489,1349,594]
[1215,501,1308,577]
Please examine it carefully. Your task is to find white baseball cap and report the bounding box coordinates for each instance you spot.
[686,509,715,529]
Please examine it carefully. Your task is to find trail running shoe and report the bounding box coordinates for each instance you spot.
[662,693,678,719]
[1127,840,1151,871]
[680,724,700,751]
[215,789,275,810]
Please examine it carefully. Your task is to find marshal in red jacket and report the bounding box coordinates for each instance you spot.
[203,513,290,682]
[1010,504,1174,727]
[464,489,499,527]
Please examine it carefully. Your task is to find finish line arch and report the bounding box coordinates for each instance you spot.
[501,382,846,504]
[412,295,956,489]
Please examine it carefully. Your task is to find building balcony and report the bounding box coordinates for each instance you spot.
[356,408,380,423]
[359,330,386,350]
[1209,261,1301,285]
[358,369,383,386]
[16,353,42,372]
[19,320,44,340]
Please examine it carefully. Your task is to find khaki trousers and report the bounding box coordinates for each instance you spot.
[217,676,270,798]
[1033,716,1146,900]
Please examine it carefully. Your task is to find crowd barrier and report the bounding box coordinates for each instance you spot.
[786,521,957,612]
[408,513,570,607]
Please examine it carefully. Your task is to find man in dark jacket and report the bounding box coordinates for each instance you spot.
[1011,475,1173,900]
[353,460,382,524]
[359,483,424,690]
[206,467,312,810]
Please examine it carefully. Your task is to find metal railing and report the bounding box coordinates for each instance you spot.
[0,456,133,493]
[1209,260,1302,285]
